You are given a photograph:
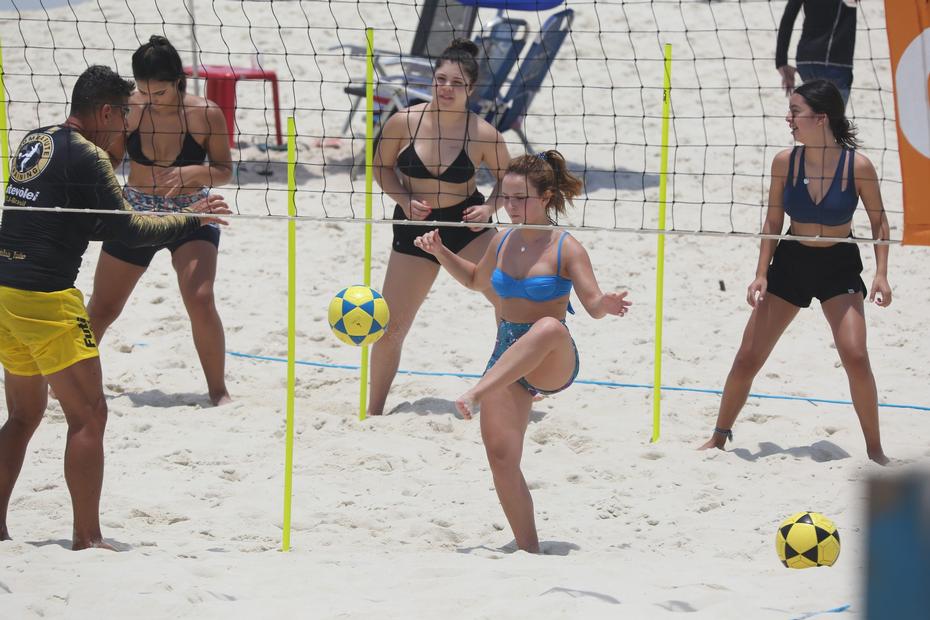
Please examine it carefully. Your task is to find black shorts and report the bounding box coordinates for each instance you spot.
[766,239,866,308]
[101,224,221,268]
[392,190,493,264]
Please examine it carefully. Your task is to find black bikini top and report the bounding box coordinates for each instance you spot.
[396,110,476,184]
[126,108,207,168]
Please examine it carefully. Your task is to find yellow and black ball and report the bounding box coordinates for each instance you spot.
[775,511,841,569]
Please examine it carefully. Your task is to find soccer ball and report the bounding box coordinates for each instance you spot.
[327,285,390,346]
[775,511,841,569]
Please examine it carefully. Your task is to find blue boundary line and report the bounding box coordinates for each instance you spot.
[792,604,851,620]
[227,351,930,413]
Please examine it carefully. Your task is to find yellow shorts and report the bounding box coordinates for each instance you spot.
[0,285,98,377]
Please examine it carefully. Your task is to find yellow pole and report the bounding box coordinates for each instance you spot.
[652,44,672,443]
[281,116,297,551]
[0,37,9,192]
[359,27,375,421]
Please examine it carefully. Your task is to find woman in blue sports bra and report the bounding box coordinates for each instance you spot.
[368,38,512,416]
[700,80,892,464]
[415,150,632,552]
[86,36,234,405]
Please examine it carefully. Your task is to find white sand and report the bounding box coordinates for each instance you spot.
[2,0,929,618]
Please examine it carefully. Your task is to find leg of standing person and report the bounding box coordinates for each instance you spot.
[821,293,888,465]
[479,383,538,553]
[86,251,147,344]
[368,251,440,416]
[0,371,47,541]
[172,240,230,406]
[457,317,575,418]
[44,357,115,550]
[699,294,800,449]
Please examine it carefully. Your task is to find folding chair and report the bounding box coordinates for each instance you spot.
[472,15,529,103]
[485,8,574,152]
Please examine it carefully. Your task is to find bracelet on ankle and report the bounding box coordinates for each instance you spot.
[713,427,733,442]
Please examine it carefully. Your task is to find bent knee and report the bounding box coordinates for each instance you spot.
[731,349,765,377]
[533,316,568,338]
[837,347,871,373]
[65,399,108,433]
[483,438,521,470]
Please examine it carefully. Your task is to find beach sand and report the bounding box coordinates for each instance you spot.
[1,0,928,617]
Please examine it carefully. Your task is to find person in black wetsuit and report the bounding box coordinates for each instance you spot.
[776,0,857,106]
[0,65,230,549]
[368,38,512,416]
[86,36,234,406]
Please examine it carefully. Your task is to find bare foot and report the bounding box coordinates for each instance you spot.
[210,391,233,407]
[1,525,11,541]
[698,436,726,451]
[455,393,478,420]
[72,537,118,551]
[868,450,890,466]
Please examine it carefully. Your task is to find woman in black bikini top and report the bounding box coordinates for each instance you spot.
[85,35,235,407]
[367,38,512,417]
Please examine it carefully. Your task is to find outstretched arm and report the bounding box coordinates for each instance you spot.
[414,229,501,291]
[564,237,631,319]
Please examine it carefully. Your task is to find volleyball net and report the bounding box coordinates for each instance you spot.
[0,0,909,243]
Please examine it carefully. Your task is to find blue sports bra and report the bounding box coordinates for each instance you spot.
[783,146,857,226]
[492,230,574,311]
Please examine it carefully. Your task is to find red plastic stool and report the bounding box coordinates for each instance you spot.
[184,64,283,148]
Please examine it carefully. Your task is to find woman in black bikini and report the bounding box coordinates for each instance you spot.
[86,36,234,405]
[369,38,512,416]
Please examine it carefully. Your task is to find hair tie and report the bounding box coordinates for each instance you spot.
[535,151,549,162]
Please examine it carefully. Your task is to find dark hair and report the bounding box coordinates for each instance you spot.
[794,79,860,149]
[506,150,583,218]
[132,35,186,93]
[70,65,134,116]
[435,37,479,86]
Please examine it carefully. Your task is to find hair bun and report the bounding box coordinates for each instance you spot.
[449,37,478,58]
[149,35,169,46]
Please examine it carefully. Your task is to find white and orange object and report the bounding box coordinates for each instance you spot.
[886,1,930,246]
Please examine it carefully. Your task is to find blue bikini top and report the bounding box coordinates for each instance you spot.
[491,230,574,312]
[783,146,858,226]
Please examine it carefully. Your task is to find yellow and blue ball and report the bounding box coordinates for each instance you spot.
[327,285,390,346]
[775,511,841,569]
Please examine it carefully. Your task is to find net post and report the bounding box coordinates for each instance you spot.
[359,27,375,422]
[281,116,297,552]
[652,43,672,443]
[0,36,9,192]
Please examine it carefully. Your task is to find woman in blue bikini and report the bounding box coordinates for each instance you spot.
[415,150,632,552]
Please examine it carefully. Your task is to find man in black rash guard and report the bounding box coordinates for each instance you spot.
[0,65,230,550]
[776,0,857,106]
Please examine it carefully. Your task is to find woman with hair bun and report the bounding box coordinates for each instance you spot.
[699,79,892,464]
[369,37,512,416]
[414,149,632,552]
[86,35,233,405]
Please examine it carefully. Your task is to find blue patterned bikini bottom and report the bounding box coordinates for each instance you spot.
[484,319,579,396]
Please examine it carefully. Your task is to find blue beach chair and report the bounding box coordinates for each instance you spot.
[483,7,574,151]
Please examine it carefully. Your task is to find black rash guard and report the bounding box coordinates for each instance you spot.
[1,125,202,292]
[776,0,857,69]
